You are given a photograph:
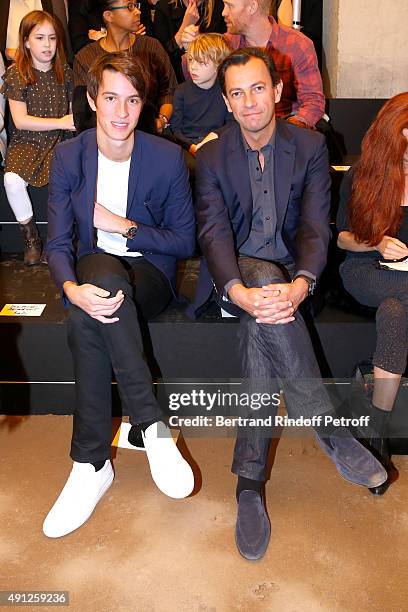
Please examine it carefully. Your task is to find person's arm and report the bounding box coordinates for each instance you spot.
[336,172,408,259]
[288,33,325,127]
[338,231,408,260]
[293,134,331,278]
[195,146,297,324]
[174,0,199,48]
[157,102,173,133]
[46,146,124,321]
[154,0,199,54]
[9,99,75,131]
[149,38,178,123]
[195,146,243,293]
[5,48,16,61]
[94,147,195,259]
[277,0,293,26]
[46,146,78,295]
[73,51,89,88]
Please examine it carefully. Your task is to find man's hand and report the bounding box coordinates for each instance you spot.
[376,236,408,260]
[228,277,309,324]
[64,282,125,324]
[94,201,130,235]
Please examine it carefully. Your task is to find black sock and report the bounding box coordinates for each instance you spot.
[92,460,105,472]
[236,476,263,501]
[138,418,162,433]
[128,419,162,447]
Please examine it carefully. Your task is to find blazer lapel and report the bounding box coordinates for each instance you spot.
[126,133,142,217]
[227,125,253,227]
[82,131,98,246]
[275,120,296,227]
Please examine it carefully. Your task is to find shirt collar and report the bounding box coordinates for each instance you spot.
[239,16,278,49]
[242,127,276,155]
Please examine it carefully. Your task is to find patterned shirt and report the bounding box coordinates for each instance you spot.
[225,17,325,127]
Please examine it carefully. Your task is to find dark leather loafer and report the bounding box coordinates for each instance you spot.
[316,427,387,488]
[235,490,271,561]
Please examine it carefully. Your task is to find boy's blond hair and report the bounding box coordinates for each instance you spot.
[188,33,232,67]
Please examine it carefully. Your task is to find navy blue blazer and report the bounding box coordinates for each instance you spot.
[190,119,331,316]
[46,128,195,304]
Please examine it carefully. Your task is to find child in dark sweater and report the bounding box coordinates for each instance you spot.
[170,33,233,159]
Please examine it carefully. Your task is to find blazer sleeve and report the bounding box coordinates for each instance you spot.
[195,147,243,293]
[46,146,77,297]
[294,136,331,278]
[126,147,195,259]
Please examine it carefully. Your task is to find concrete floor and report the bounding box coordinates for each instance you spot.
[1,416,408,612]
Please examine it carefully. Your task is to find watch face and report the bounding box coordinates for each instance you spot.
[127,225,137,239]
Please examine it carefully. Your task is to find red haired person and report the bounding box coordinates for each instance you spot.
[337,92,408,495]
[1,10,75,265]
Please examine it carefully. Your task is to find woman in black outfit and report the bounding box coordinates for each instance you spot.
[336,92,408,496]
[153,0,226,82]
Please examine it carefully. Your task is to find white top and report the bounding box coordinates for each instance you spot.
[96,150,142,258]
[7,0,43,50]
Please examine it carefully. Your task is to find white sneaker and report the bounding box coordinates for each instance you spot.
[43,460,114,538]
[142,422,194,499]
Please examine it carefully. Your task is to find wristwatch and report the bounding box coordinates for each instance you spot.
[122,221,138,239]
[294,275,316,296]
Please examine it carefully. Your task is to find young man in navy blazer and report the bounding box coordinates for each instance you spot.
[44,52,195,538]
[191,48,387,561]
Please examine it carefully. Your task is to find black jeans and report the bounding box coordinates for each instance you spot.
[67,253,172,463]
[224,257,334,481]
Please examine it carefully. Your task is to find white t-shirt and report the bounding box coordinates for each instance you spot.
[96,150,142,258]
[7,0,43,50]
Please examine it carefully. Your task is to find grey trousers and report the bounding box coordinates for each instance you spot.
[223,256,334,481]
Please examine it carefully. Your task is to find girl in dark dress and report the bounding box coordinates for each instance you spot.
[1,10,74,265]
[336,92,408,495]
[153,0,226,82]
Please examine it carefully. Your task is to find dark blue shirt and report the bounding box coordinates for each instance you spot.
[170,79,232,149]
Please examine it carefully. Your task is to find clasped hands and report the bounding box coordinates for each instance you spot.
[228,278,309,324]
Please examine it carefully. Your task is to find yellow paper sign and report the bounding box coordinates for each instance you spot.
[0,304,46,316]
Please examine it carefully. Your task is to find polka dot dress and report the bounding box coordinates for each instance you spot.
[1,63,73,187]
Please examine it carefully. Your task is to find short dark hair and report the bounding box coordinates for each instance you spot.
[217,47,281,96]
[87,52,148,103]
